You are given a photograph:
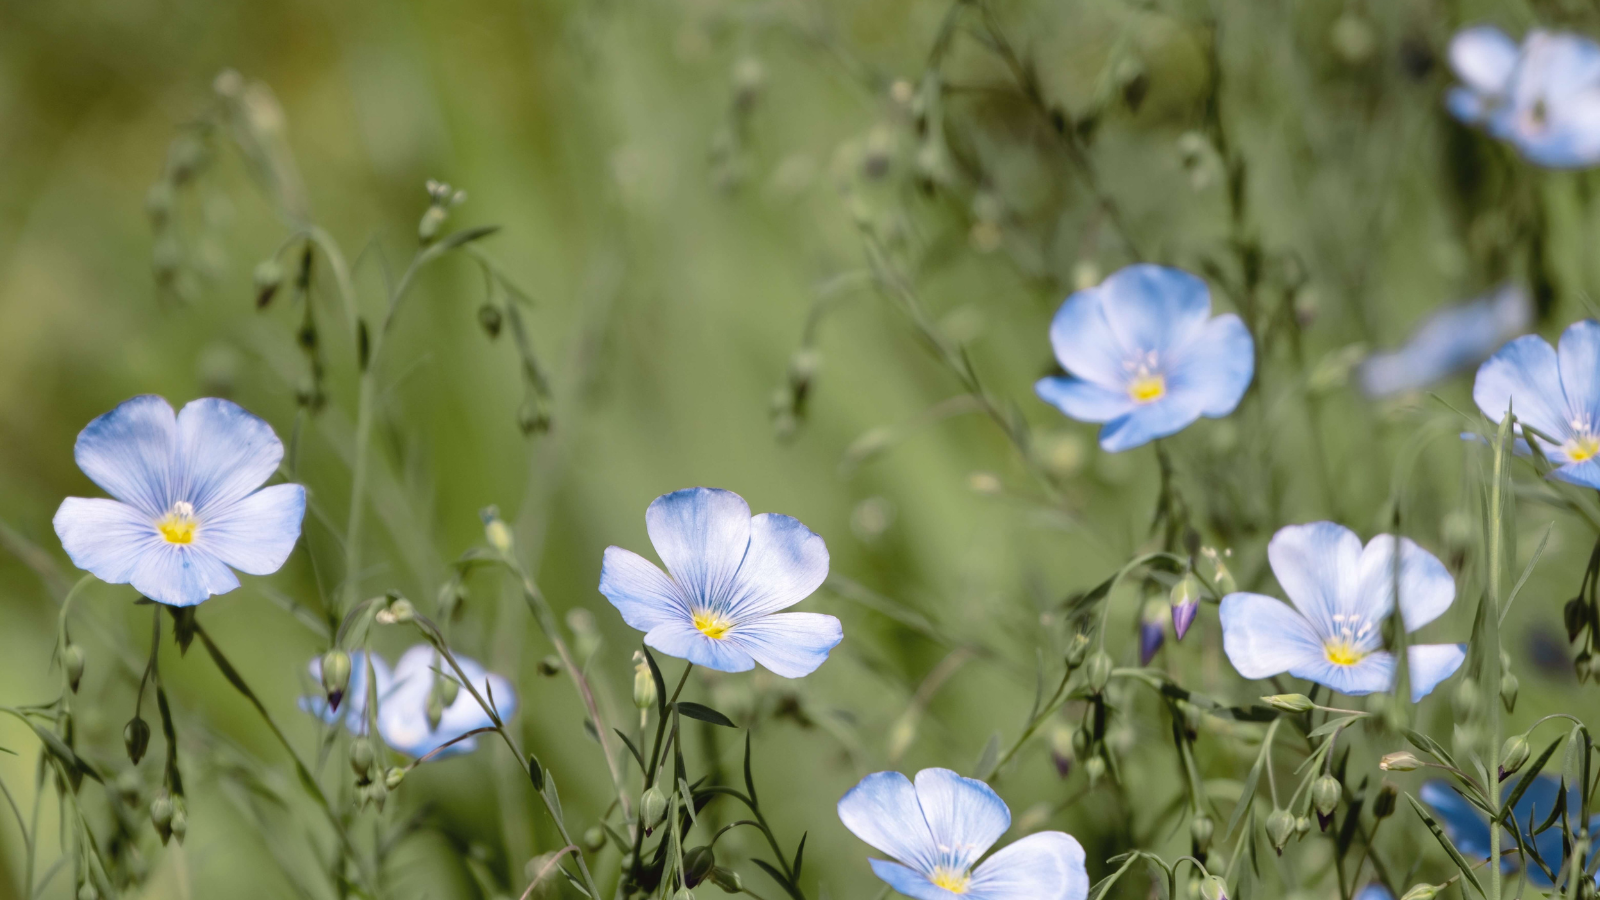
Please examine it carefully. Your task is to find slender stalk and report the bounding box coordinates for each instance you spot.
[1487,408,1511,900]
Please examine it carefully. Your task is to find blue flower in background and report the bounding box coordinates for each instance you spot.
[599,487,842,678]
[1035,264,1253,453]
[837,768,1088,900]
[1421,776,1600,887]
[1473,320,1600,489]
[53,395,306,607]
[1354,885,1393,900]
[299,651,392,735]
[1358,284,1530,397]
[1219,522,1466,702]
[1449,26,1600,168]
[377,645,515,759]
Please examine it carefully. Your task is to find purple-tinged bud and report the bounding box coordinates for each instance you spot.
[1139,600,1165,666]
[320,649,351,713]
[1049,725,1075,779]
[1170,575,1202,640]
[1199,874,1228,900]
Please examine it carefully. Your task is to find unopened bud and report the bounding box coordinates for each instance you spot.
[1294,815,1310,836]
[385,767,406,790]
[350,738,375,777]
[1499,672,1518,713]
[1084,755,1106,783]
[253,259,284,308]
[1263,693,1315,713]
[1373,781,1398,819]
[683,845,716,887]
[1049,725,1075,778]
[321,649,351,712]
[150,791,174,830]
[1170,574,1202,640]
[538,655,562,677]
[1199,875,1228,900]
[169,804,187,843]
[672,889,695,900]
[1064,633,1091,668]
[1085,651,1113,694]
[1139,601,1165,666]
[1312,775,1340,828]
[375,598,415,625]
[78,883,99,900]
[1265,809,1295,853]
[640,786,667,828]
[478,304,503,339]
[483,509,514,554]
[1379,751,1421,772]
[124,717,151,765]
[1452,677,1479,719]
[1400,884,1443,900]
[709,866,743,893]
[64,644,85,693]
[584,825,606,852]
[1190,815,1214,853]
[1499,734,1530,781]
[634,655,658,710]
[419,205,448,242]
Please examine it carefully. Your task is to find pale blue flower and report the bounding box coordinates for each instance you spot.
[837,768,1088,900]
[376,645,515,759]
[1449,27,1600,168]
[1354,886,1392,900]
[1422,776,1600,887]
[1035,264,1253,453]
[599,487,842,678]
[1472,320,1600,489]
[299,651,392,735]
[1219,522,1466,702]
[53,395,306,607]
[1359,285,1530,397]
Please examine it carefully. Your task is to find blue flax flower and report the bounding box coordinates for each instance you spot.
[1219,522,1465,702]
[300,651,392,735]
[53,395,306,607]
[1473,320,1600,489]
[1354,885,1392,900]
[1421,776,1600,887]
[1449,26,1600,168]
[1358,285,1530,397]
[1035,264,1253,453]
[599,487,842,677]
[837,768,1088,900]
[377,645,516,759]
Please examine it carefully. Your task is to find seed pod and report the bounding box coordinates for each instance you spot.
[1564,596,1588,641]
[640,786,667,829]
[1294,815,1310,836]
[1265,809,1295,853]
[1084,651,1113,694]
[1064,633,1091,668]
[1452,677,1479,719]
[683,846,716,887]
[1499,734,1531,781]
[169,802,188,844]
[124,716,151,765]
[321,649,351,712]
[484,515,514,554]
[64,644,86,693]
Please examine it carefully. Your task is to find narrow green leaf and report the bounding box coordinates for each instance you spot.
[974,732,1001,780]
[1406,793,1485,898]
[792,832,807,881]
[436,224,501,252]
[1501,522,1553,624]
[750,859,804,900]
[615,729,646,774]
[675,702,736,728]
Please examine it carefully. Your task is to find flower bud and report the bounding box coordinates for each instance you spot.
[538,655,562,677]
[150,791,174,832]
[1499,734,1530,782]
[1379,751,1421,772]
[1312,775,1340,829]
[1400,884,1444,900]
[1199,875,1228,900]
[79,883,99,900]
[709,867,743,893]
[1265,809,1295,853]
[1564,596,1588,642]
[1294,815,1310,836]
[1452,677,1479,719]
[640,786,667,829]
[169,802,188,844]
[1373,781,1398,819]
[1084,755,1106,783]
[321,649,351,712]
[683,845,716,887]
[1499,671,1518,713]
[583,825,606,852]
[1064,633,1091,668]
[419,205,449,243]
[478,304,503,339]
[1263,693,1315,713]
[385,767,406,790]
[483,510,514,554]
[350,737,375,777]
[124,716,151,765]
[64,643,85,693]
[1170,574,1202,640]
[1190,815,1214,853]
[253,259,283,308]
[1084,651,1113,694]
[634,654,658,710]
[672,889,695,900]
[375,598,415,625]
[1139,600,1165,666]
[1049,725,1075,779]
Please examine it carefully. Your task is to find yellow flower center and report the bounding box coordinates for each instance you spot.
[1567,434,1600,462]
[930,867,971,893]
[157,501,198,545]
[1324,640,1366,667]
[1127,374,1166,404]
[692,610,732,640]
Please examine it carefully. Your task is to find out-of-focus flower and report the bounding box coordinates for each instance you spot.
[1035,264,1254,453]
[1421,776,1600,887]
[837,768,1089,900]
[1473,320,1600,489]
[1219,522,1466,701]
[1358,285,1530,397]
[300,651,392,736]
[598,487,842,678]
[1354,885,1394,900]
[1448,27,1600,168]
[53,395,306,607]
[377,645,516,759]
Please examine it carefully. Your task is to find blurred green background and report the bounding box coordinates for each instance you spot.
[3,0,1600,897]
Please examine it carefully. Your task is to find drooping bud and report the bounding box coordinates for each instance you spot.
[1499,734,1530,782]
[1084,756,1106,784]
[640,787,667,830]
[1399,883,1444,900]
[124,717,151,765]
[1564,596,1588,642]
[1199,875,1229,900]
[709,867,743,894]
[1064,633,1091,669]
[682,846,716,887]
[419,205,449,243]
[321,649,351,712]
[634,653,658,710]
[1499,671,1518,713]
[1294,815,1310,836]
[169,797,188,844]
[1190,815,1214,854]
[478,304,503,339]
[1312,775,1340,830]
[1373,781,1398,819]
[1139,600,1166,666]
[1265,809,1295,853]
[64,643,86,693]
[482,507,514,554]
[1379,751,1421,772]
[385,767,406,790]
[672,889,695,900]
[538,655,562,677]
[1452,677,1479,719]
[1263,693,1315,713]
[583,825,606,852]
[150,790,175,843]
[253,259,284,308]
[350,737,375,778]
[1170,574,1202,641]
[375,598,415,625]
[1049,725,1075,778]
[1084,651,1113,694]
